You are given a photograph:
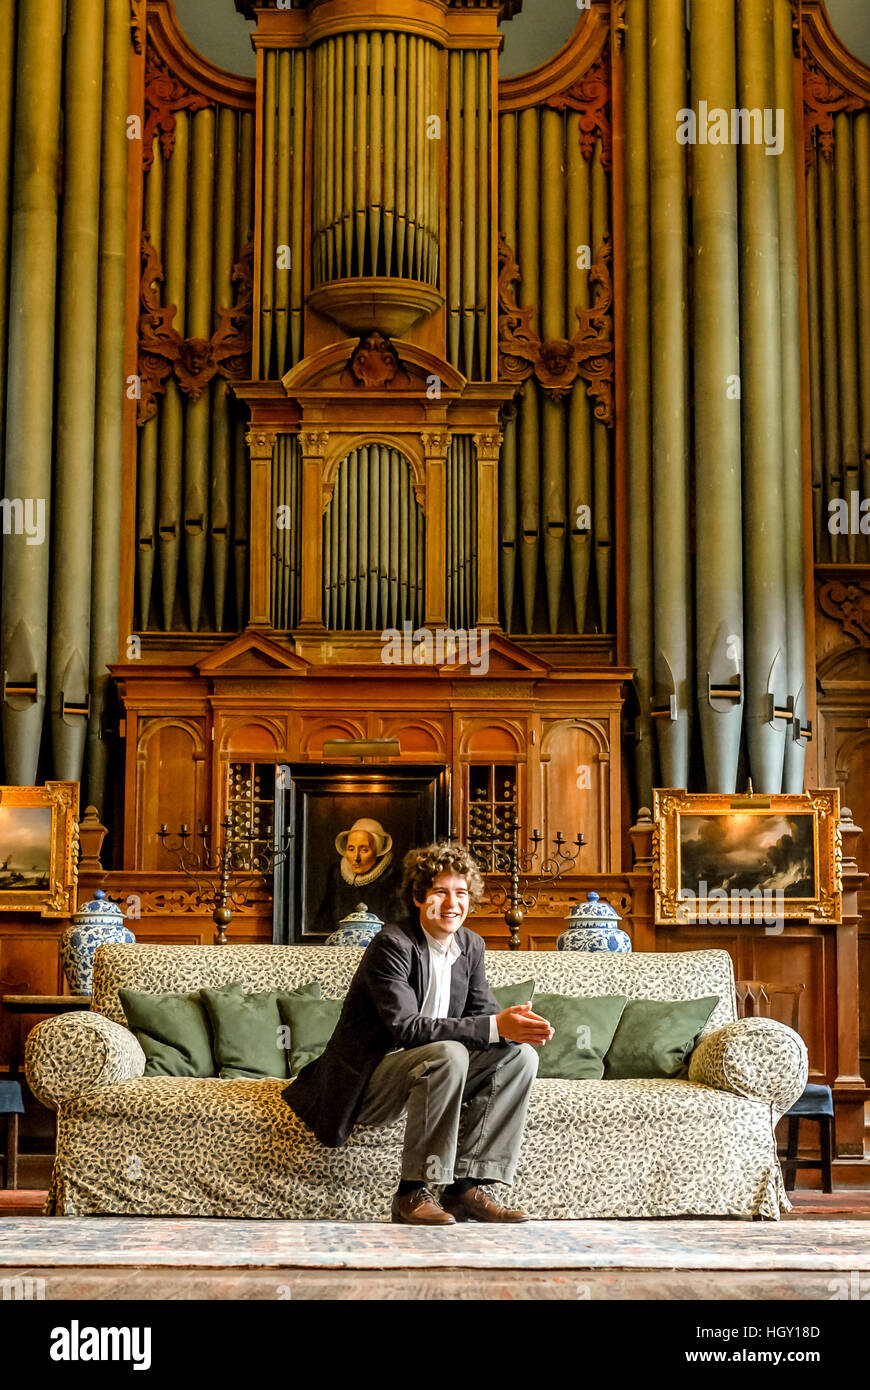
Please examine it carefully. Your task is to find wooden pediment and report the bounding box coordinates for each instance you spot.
[195,630,309,677]
[440,632,550,678]
[281,337,466,400]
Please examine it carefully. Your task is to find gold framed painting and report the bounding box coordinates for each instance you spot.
[653,788,842,926]
[0,782,79,916]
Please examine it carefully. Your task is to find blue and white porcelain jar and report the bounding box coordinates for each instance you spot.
[556,891,631,953]
[60,889,136,995]
[325,901,384,948]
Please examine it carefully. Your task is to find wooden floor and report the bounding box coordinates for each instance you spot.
[2,1188,868,1301]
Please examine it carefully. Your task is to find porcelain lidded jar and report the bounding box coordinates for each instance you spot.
[325,901,384,948]
[556,891,631,953]
[60,889,136,995]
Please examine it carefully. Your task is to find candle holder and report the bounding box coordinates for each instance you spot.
[157,817,293,945]
[468,795,585,950]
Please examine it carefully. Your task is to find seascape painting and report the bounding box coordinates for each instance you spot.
[679,812,817,900]
[0,804,53,892]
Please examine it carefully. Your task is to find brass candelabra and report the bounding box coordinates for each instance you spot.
[157,817,293,945]
[468,788,585,949]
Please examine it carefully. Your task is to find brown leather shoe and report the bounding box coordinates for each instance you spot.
[391,1187,456,1226]
[441,1185,530,1223]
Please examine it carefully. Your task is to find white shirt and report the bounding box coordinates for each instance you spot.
[420,928,500,1045]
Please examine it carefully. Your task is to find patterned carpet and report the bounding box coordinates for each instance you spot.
[1,1216,869,1271]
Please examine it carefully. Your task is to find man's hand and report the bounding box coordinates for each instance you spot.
[495,1001,555,1045]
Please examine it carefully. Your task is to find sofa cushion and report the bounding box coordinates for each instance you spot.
[201,979,321,1080]
[602,995,720,1079]
[119,987,217,1078]
[279,994,344,1076]
[491,979,536,1009]
[532,993,627,1079]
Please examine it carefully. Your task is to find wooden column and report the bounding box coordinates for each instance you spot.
[297,430,329,632]
[627,805,655,953]
[473,429,501,629]
[422,430,449,627]
[835,806,868,1156]
[245,428,277,628]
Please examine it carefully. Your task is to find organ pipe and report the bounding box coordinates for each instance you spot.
[649,0,692,786]
[184,107,215,632]
[0,0,16,476]
[211,108,238,632]
[1,0,64,783]
[321,447,424,632]
[774,0,806,793]
[87,0,130,809]
[158,108,188,629]
[51,0,105,780]
[624,0,654,804]
[311,33,439,287]
[591,144,611,632]
[738,0,788,793]
[690,0,744,793]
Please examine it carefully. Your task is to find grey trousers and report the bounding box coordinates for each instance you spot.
[355,1040,539,1185]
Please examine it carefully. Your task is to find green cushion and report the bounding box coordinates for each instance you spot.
[119,988,217,1079]
[278,994,344,1077]
[603,996,720,1079]
[532,992,628,1080]
[491,979,536,1009]
[200,979,322,1080]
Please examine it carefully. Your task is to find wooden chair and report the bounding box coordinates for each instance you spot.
[0,1081,24,1189]
[0,974,29,1190]
[736,980,834,1193]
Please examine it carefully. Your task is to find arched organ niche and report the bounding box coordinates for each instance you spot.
[319,446,426,633]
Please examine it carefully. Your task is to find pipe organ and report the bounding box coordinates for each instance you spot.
[0,0,867,1166]
[0,0,864,858]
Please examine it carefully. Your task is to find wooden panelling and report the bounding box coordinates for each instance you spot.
[134,717,209,869]
[540,717,609,873]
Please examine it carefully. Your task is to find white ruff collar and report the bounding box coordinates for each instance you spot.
[340,849,393,887]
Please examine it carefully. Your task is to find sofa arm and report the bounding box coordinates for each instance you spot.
[25,1012,146,1111]
[688,1017,808,1115]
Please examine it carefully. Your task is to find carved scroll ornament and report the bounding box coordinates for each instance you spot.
[497,233,614,423]
[803,51,865,165]
[545,52,612,172]
[143,48,211,170]
[818,577,870,647]
[137,233,253,425]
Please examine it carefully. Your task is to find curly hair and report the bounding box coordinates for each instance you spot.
[399,841,485,917]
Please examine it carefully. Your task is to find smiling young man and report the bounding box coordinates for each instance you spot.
[284,841,554,1225]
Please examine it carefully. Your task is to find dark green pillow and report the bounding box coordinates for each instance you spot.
[278,994,344,1077]
[119,987,216,1078]
[603,996,720,1080]
[532,992,628,1080]
[491,979,536,1009]
[200,979,322,1080]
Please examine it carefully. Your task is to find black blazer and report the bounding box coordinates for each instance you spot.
[283,918,505,1147]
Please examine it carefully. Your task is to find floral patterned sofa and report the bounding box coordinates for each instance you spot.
[26,943,807,1220]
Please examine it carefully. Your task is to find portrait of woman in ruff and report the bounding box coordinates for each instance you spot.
[314,817,401,933]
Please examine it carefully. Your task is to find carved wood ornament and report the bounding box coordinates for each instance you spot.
[818,578,870,648]
[130,0,145,54]
[803,50,866,165]
[339,333,412,389]
[544,52,612,172]
[143,47,211,170]
[497,233,614,423]
[137,234,254,425]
